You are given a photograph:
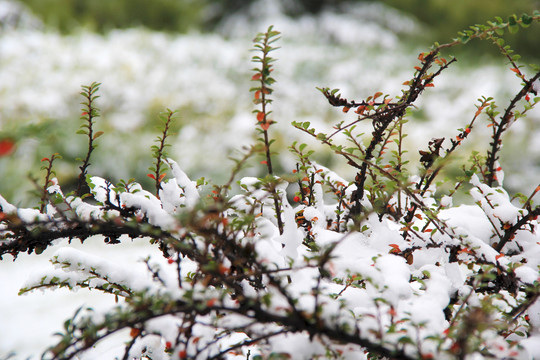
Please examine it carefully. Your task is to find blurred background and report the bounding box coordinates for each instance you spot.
[1,0,539,206]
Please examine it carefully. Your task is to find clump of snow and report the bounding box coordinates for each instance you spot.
[165,158,199,210]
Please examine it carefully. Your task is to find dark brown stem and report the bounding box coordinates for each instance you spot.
[486,71,540,186]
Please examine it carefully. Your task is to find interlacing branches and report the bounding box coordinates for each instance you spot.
[1,14,540,360]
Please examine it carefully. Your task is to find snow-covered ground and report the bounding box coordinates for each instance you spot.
[1,0,540,358]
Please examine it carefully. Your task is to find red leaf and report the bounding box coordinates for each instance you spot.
[260,122,270,131]
[251,73,262,81]
[130,328,140,338]
[219,264,229,274]
[495,253,504,260]
[425,82,435,87]
[389,244,401,252]
[0,139,15,156]
[342,106,350,113]
[510,68,520,74]
[257,112,265,122]
[41,157,50,162]
[355,105,366,114]
[158,173,166,182]
[147,173,156,180]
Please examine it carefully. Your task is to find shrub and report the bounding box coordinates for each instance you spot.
[2,14,540,360]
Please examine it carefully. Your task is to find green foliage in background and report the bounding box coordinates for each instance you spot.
[18,0,540,58]
[381,0,539,60]
[17,0,205,33]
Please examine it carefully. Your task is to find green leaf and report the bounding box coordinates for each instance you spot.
[521,14,533,26]
[508,24,519,34]
[76,129,87,135]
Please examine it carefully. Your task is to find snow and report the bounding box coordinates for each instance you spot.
[166,158,199,210]
[2,1,540,359]
[120,190,176,230]
[0,237,165,358]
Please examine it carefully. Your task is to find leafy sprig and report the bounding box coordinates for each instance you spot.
[39,153,62,212]
[148,109,177,197]
[250,25,284,234]
[76,82,103,197]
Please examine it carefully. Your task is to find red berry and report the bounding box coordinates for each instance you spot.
[293,196,300,202]
[168,258,174,264]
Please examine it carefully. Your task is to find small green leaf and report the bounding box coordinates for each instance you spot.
[508,24,519,34]
[521,14,533,26]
